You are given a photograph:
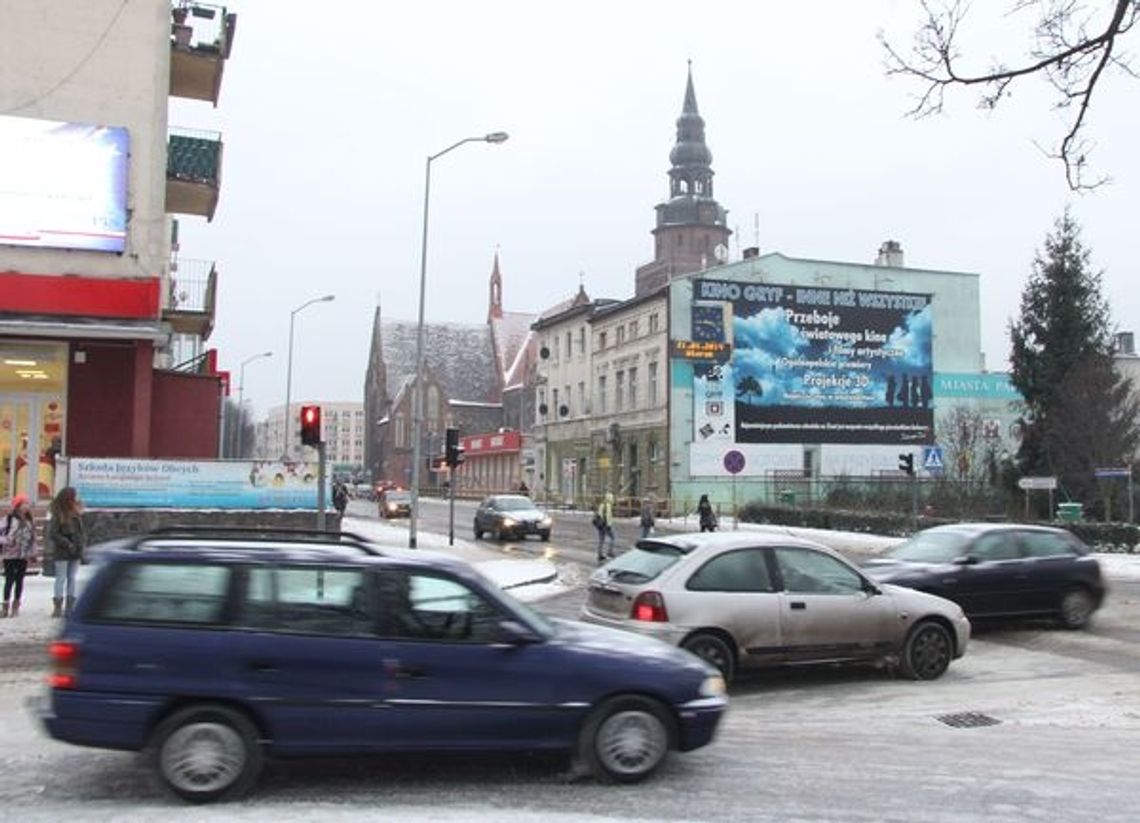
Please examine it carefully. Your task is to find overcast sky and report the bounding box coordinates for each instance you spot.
[169,1,1140,418]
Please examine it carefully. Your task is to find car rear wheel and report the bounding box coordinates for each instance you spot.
[579,696,672,783]
[152,704,262,803]
[1059,587,1095,629]
[473,521,482,539]
[540,530,551,541]
[682,632,736,684]
[899,620,952,681]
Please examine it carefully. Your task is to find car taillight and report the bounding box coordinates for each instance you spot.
[631,591,669,622]
[49,641,79,690]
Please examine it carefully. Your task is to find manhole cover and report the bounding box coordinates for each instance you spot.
[936,711,1001,728]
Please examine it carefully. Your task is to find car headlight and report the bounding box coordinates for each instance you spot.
[699,674,726,698]
[539,516,552,526]
[501,517,517,527]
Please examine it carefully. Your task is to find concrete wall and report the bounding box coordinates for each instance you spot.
[0,0,172,284]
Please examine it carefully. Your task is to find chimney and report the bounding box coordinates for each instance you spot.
[742,246,760,260]
[1116,331,1136,356]
[874,240,904,267]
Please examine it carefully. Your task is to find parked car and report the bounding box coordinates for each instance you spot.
[34,527,725,802]
[861,522,1106,629]
[474,494,553,541]
[378,487,412,518]
[580,532,970,684]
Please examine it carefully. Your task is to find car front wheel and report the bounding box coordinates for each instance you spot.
[473,521,482,539]
[681,632,736,684]
[1059,587,1095,629]
[899,620,952,681]
[151,704,263,803]
[579,696,672,783]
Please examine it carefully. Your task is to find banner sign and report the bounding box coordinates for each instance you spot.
[70,458,328,509]
[692,279,934,445]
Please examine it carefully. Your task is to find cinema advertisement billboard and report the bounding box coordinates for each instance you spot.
[692,279,934,445]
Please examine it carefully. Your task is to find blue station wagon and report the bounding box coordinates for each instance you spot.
[37,528,726,803]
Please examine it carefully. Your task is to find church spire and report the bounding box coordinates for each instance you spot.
[669,62,715,200]
[487,250,503,321]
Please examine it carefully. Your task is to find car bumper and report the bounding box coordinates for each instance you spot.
[578,610,690,647]
[31,689,160,751]
[952,614,971,658]
[673,695,727,751]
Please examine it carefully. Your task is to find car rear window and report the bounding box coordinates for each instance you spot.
[93,562,231,625]
[602,543,686,583]
[888,531,971,563]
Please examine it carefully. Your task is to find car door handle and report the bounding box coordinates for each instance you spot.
[789,601,806,610]
[248,660,278,673]
[392,666,426,679]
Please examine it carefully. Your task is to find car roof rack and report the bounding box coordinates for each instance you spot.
[126,526,386,556]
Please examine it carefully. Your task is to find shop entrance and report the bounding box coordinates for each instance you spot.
[0,341,67,505]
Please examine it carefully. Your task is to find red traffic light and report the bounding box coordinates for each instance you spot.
[300,405,322,446]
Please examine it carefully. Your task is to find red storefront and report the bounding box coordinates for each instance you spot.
[457,430,524,494]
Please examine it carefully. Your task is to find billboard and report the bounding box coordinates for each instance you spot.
[0,114,129,252]
[691,279,934,445]
[70,458,328,509]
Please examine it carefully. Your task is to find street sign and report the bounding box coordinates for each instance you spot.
[1017,476,1057,491]
[922,446,944,474]
[723,449,745,475]
[1094,467,1132,479]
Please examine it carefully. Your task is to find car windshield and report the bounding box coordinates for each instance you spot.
[888,531,972,563]
[495,496,536,511]
[602,542,686,583]
[386,491,410,503]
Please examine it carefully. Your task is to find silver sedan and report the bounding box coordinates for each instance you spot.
[580,532,970,684]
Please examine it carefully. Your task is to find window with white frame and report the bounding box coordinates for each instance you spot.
[648,361,658,405]
[578,326,586,357]
[577,381,586,415]
[616,326,625,346]
[598,375,607,413]
[598,331,607,351]
[628,366,638,409]
[615,371,625,411]
[649,313,659,334]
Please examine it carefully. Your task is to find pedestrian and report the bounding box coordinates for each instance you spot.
[639,495,656,540]
[332,480,349,516]
[594,492,616,561]
[2,494,36,618]
[697,493,718,532]
[45,486,86,618]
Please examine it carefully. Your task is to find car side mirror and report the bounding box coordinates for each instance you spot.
[953,555,979,566]
[862,580,883,596]
[494,619,542,646]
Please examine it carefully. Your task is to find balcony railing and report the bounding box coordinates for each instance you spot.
[167,127,223,220]
[164,258,217,340]
[170,2,236,105]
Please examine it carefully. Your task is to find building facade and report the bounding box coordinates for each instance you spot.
[0,1,235,504]
[261,402,366,471]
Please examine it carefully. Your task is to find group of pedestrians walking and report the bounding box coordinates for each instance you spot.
[592,491,718,563]
[0,486,87,619]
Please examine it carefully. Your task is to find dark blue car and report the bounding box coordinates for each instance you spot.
[863,523,1106,628]
[37,529,726,803]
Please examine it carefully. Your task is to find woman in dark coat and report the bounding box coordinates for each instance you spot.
[697,494,718,532]
[46,486,86,618]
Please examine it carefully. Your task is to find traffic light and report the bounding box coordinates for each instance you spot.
[300,405,322,446]
[445,427,464,467]
[898,452,915,476]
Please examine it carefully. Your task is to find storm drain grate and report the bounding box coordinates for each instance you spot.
[936,712,1001,728]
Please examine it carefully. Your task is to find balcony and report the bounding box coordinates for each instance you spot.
[164,258,217,340]
[166,127,223,220]
[169,2,236,106]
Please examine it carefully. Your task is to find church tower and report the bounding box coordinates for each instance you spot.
[635,64,732,296]
[487,251,503,321]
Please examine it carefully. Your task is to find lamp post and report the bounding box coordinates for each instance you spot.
[234,351,272,457]
[409,131,508,549]
[284,294,335,457]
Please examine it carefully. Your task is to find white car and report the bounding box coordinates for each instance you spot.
[580,532,970,683]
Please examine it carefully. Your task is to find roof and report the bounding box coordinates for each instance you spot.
[492,310,535,378]
[380,318,499,404]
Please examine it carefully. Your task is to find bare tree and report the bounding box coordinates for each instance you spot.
[881,0,1140,190]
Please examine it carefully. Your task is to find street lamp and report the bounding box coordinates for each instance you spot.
[409,131,509,549]
[234,351,272,457]
[284,294,335,457]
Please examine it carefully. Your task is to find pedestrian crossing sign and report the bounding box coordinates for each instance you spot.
[922,446,944,474]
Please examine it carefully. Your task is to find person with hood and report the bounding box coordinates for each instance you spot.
[594,492,616,561]
[45,486,86,618]
[639,495,656,540]
[2,494,36,618]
